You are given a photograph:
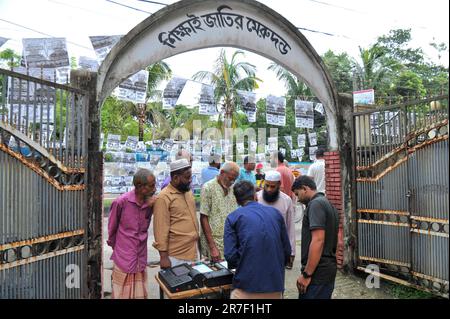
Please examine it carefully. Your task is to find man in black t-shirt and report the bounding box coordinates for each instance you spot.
[292,176,338,299]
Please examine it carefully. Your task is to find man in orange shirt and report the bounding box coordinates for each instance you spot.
[274,151,295,200]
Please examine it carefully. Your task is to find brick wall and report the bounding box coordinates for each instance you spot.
[324,151,345,269]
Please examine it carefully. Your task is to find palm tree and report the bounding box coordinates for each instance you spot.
[134,62,172,140]
[0,48,21,68]
[353,45,393,91]
[192,49,261,130]
[268,62,313,101]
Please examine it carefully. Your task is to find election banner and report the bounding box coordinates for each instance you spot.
[284,135,293,149]
[266,95,286,126]
[295,100,314,129]
[237,90,257,123]
[198,84,218,115]
[309,132,317,146]
[297,134,306,148]
[22,37,70,83]
[115,70,149,104]
[78,56,99,72]
[89,35,122,62]
[163,77,188,109]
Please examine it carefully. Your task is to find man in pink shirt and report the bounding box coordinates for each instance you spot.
[107,168,156,299]
[274,151,295,199]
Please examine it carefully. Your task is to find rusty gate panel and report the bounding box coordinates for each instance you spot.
[353,96,449,298]
[0,68,88,298]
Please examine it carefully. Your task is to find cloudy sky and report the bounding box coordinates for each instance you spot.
[0,0,448,97]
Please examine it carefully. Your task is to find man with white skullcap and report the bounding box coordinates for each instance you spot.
[153,159,200,269]
[160,148,193,190]
[257,170,296,269]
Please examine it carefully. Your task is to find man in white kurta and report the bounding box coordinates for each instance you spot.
[307,148,326,194]
[257,170,296,269]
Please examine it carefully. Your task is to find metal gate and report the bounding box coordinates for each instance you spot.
[353,95,449,298]
[0,68,88,298]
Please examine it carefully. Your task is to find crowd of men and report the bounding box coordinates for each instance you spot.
[107,148,338,299]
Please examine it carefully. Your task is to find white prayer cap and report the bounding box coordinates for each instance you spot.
[265,170,281,182]
[170,159,191,173]
[208,153,222,164]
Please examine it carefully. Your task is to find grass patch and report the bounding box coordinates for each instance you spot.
[385,282,437,299]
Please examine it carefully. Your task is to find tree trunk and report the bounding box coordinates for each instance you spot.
[138,103,145,141]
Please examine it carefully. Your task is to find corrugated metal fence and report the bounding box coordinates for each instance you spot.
[0,68,88,298]
[353,95,449,298]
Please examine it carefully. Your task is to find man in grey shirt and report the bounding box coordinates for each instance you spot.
[292,175,338,299]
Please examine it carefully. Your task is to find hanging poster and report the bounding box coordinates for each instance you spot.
[136,141,147,153]
[297,134,306,148]
[297,148,305,161]
[0,37,8,48]
[163,77,188,109]
[309,146,318,161]
[249,141,258,153]
[315,103,324,115]
[176,80,202,108]
[266,95,286,126]
[198,84,217,115]
[236,142,245,154]
[237,90,257,123]
[78,56,99,72]
[309,132,317,146]
[115,70,149,104]
[89,35,123,62]
[22,38,70,83]
[161,139,174,152]
[284,136,293,149]
[268,137,278,152]
[125,136,139,152]
[106,134,121,151]
[295,100,314,129]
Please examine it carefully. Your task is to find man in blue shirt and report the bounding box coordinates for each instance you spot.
[224,180,291,299]
[201,153,221,185]
[235,156,256,186]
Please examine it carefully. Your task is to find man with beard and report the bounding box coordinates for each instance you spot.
[107,168,157,299]
[292,176,338,299]
[257,170,296,269]
[153,159,200,268]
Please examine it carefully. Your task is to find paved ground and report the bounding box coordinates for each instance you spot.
[102,205,397,299]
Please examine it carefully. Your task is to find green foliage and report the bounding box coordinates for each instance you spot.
[0,48,21,68]
[70,57,77,69]
[321,50,355,93]
[193,49,261,128]
[104,153,114,162]
[394,70,426,97]
[386,282,436,299]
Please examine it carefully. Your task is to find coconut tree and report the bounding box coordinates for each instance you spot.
[133,62,172,140]
[268,62,314,101]
[192,49,261,130]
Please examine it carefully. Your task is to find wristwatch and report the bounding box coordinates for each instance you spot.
[302,270,312,278]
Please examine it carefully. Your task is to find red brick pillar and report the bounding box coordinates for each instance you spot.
[324,151,345,269]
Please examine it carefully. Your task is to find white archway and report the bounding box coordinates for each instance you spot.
[96,0,341,149]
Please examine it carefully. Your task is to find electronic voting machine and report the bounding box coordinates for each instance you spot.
[158,261,233,293]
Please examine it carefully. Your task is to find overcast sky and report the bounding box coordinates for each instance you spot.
[0,0,448,97]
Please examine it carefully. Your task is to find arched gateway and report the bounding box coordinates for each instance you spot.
[71,0,355,297]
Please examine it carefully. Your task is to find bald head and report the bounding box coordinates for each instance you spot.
[220,161,240,175]
[176,149,192,163]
